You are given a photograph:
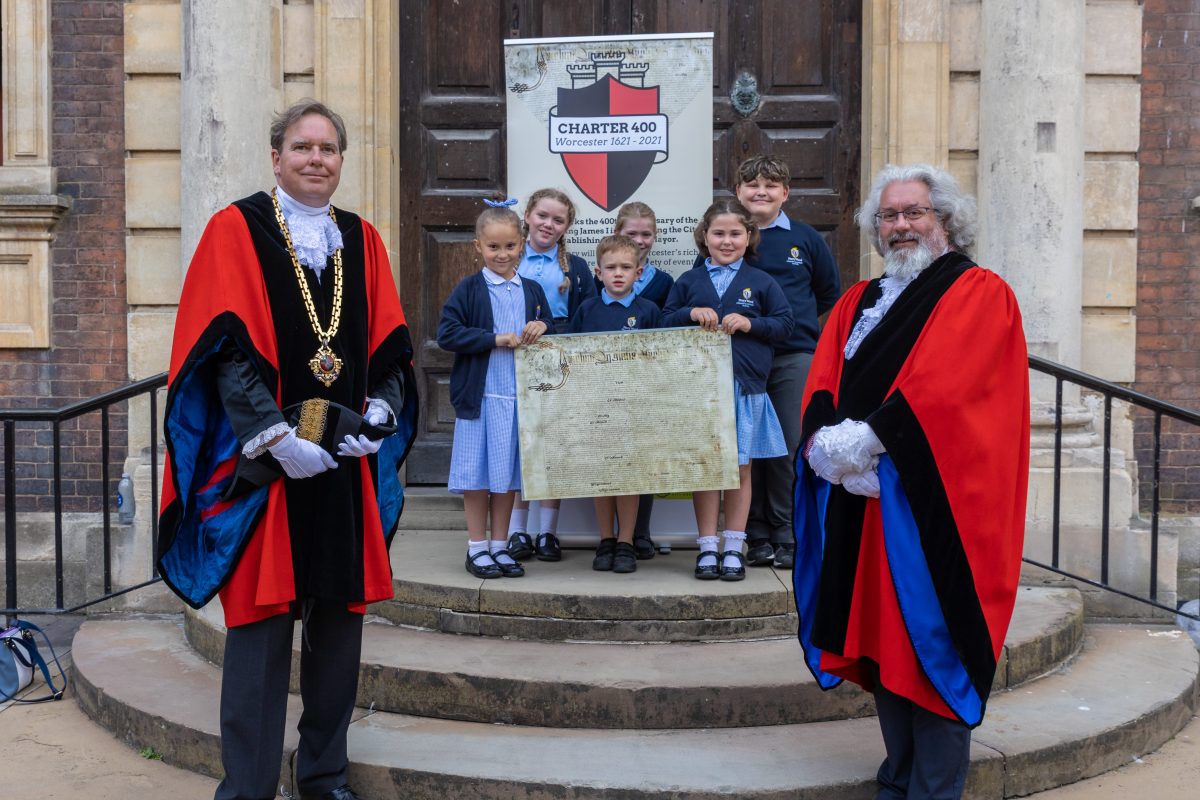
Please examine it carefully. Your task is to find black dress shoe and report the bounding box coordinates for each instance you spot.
[301,784,363,800]
[773,542,795,570]
[535,532,562,561]
[745,539,775,566]
[592,537,616,570]
[507,531,534,560]
[632,534,656,559]
[612,541,638,573]
[719,549,746,581]
[694,550,720,580]
[494,550,526,577]
[465,550,502,578]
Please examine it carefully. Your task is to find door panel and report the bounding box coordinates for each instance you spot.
[399,0,860,482]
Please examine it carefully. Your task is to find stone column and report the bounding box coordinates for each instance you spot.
[977,0,1085,376]
[180,0,280,271]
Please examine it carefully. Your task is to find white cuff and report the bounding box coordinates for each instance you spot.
[812,419,885,474]
[243,421,292,459]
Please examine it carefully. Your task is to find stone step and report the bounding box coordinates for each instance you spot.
[183,585,1083,729]
[71,618,1199,798]
[381,530,798,641]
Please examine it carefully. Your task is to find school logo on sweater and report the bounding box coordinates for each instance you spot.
[736,288,756,309]
[787,246,806,268]
[547,52,669,211]
[624,316,638,330]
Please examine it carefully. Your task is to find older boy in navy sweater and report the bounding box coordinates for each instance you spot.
[726,155,840,568]
[569,235,660,573]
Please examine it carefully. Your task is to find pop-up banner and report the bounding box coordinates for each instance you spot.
[504,33,713,275]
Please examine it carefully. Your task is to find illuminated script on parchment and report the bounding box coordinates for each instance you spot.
[515,327,739,500]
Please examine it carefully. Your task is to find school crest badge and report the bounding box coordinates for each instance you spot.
[548,52,669,211]
[742,288,752,300]
[625,316,638,329]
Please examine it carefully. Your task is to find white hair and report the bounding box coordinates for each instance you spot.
[855,164,978,257]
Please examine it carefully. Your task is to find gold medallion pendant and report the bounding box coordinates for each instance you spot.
[271,189,345,386]
[309,341,343,387]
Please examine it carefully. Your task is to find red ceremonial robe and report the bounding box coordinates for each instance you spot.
[158,192,417,627]
[793,251,1029,726]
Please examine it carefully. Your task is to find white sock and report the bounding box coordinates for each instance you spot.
[540,506,560,535]
[508,508,528,535]
[489,538,516,565]
[468,539,494,565]
[722,530,747,570]
[697,535,720,568]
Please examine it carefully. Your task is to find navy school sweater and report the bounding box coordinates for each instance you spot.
[436,272,555,419]
[661,264,794,394]
[691,214,840,355]
[568,295,662,334]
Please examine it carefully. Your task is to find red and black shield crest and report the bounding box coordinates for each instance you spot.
[555,75,662,212]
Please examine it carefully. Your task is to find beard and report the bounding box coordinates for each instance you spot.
[882,229,949,281]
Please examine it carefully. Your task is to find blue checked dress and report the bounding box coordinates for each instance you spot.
[709,261,787,466]
[447,275,527,494]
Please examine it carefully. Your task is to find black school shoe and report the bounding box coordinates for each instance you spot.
[592,537,616,571]
[507,531,534,560]
[613,541,638,573]
[694,550,720,580]
[720,549,746,581]
[465,550,502,578]
[745,539,776,566]
[773,542,795,570]
[535,532,562,561]
[494,550,526,577]
[633,534,656,559]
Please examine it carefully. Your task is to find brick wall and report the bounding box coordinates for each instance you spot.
[0,1,127,513]
[1135,0,1200,514]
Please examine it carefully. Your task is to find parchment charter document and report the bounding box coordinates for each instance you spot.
[515,327,740,500]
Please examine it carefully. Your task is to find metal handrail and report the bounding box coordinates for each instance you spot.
[3,373,167,622]
[4,363,1198,623]
[1027,355,1199,622]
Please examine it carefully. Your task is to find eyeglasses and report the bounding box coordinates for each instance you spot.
[874,207,937,224]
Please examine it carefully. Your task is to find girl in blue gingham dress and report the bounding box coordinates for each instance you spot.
[436,201,551,579]
[662,198,793,582]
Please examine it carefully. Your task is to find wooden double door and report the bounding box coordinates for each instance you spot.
[398,0,862,482]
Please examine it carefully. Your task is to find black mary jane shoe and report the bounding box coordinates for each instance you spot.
[612,541,638,573]
[301,784,363,800]
[745,539,776,566]
[694,550,721,580]
[719,549,746,582]
[465,550,502,579]
[507,531,534,561]
[494,550,526,577]
[633,534,656,560]
[592,537,617,571]
[535,531,563,561]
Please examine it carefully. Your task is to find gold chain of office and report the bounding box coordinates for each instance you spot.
[270,188,345,387]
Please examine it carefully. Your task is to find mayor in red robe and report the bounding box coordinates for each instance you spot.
[157,102,416,800]
[793,164,1029,800]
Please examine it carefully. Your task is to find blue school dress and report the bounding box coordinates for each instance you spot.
[447,270,529,493]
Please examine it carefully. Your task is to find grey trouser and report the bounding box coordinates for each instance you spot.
[214,600,363,800]
[874,683,972,799]
[747,351,813,544]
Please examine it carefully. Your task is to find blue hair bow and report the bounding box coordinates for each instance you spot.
[484,197,518,207]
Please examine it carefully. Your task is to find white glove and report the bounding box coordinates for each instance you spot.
[806,438,848,484]
[268,429,337,479]
[337,433,382,458]
[811,420,885,475]
[364,400,391,427]
[841,468,881,498]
